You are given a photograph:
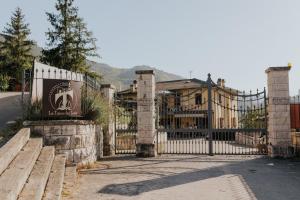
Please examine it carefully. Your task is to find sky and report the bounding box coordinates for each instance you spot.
[0,0,299,95]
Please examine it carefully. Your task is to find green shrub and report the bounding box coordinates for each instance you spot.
[83,91,111,126]
[23,100,42,120]
[0,74,11,91]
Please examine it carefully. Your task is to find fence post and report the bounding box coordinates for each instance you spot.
[207,73,213,156]
[21,69,25,105]
[136,70,156,157]
[100,84,116,156]
[265,66,292,157]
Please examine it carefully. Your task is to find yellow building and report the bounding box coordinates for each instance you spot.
[117,78,239,130]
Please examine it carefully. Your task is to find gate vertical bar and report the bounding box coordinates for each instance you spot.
[263,87,268,145]
[114,104,117,155]
[207,73,213,156]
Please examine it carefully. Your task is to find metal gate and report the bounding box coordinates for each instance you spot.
[114,96,137,154]
[156,74,268,155]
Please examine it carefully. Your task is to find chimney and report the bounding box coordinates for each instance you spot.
[217,78,225,87]
[221,79,225,87]
[133,80,137,92]
[217,78,222,86]
[130,84,134,92]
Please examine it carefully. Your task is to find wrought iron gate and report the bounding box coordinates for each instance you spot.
[156,74,268,155]
[114,96,137,154]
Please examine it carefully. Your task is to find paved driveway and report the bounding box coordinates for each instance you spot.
[0,92,24,130]
[64,155,300,200]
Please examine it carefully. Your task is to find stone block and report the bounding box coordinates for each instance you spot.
[269,97,289,105]
[136,143,156,157]
[275,131,291,140]
[88,124,96,135]
[70,135,85,149]
[137,136,155,144]
[269,90,289,98]
[268,144,294,158]
[268,112,290,119]
[32,126,44,136]
[45,136,71,150]
[272,83,289,91]
[44,125,62,136]
[57,149,74,164]
[73,146,97,164]
[73,148,86,163]
[138,115,155,125]
[76,125,88,135]
[268,125,290,133]
[137,104,155,112]
[62,125,76,135]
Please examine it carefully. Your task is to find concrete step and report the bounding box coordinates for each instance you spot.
[0,128,30,175]
[43,154,66,200]
[18,146,55,200]
[0,138,43,200]
[62,166,78,199]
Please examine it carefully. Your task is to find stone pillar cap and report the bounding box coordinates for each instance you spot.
[265,66,291,73]
[136,70,155,75]
[101,84,116,89]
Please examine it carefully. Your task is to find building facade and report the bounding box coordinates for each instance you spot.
[117,78,239,130]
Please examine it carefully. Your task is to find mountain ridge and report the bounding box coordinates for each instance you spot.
[87,61,183,90]
[0,35,183,89]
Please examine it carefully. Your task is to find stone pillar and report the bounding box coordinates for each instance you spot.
[266,66,292,157]
[100,84,116,156]
[136,70,156,157]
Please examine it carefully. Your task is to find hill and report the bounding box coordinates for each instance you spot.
[0,35,183,89]
[87,61,183,90]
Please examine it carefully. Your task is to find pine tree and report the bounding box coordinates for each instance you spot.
[41,0,99,73]
[0,7,33,82]
[72,17,98,73]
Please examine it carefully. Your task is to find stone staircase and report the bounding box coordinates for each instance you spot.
[0,128,67,200]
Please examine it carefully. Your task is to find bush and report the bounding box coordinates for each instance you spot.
[83,91,111,126]
[23,100,42,120]
[0,74,11,91]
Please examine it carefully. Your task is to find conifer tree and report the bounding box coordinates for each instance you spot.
[41,0,99,73]
[0,7,33,82]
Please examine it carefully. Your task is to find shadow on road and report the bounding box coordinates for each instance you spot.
[90,155,300,200]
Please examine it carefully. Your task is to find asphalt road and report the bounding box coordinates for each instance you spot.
[0,92,24,130]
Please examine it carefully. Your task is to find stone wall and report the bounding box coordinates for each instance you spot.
[100,84,116,156]
[136,70,156,157]
[24,120,103,165]
[266,66,292,157]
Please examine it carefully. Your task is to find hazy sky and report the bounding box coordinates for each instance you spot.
[0,0,299,95]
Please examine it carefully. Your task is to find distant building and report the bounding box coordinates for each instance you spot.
[117,78,239,129]
[290,90,300,103]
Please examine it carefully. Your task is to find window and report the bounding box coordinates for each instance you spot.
[219,118,224,128]
[231,117,236,128]
[162,96,168,109]
[219,94,222,103]
[175,94,181,107]
[195,93,202,105]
